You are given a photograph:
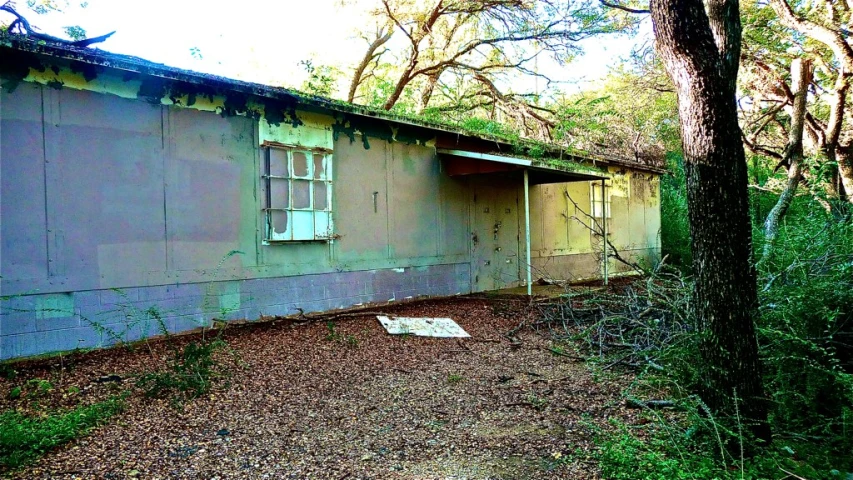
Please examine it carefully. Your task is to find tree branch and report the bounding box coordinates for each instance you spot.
[599,0,650,14]
[0,4,114,47]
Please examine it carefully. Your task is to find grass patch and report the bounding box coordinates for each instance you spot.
[0,394,126,469]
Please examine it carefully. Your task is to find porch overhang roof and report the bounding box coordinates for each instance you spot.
[436,149,608,185]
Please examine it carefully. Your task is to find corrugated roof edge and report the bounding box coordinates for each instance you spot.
[0,33,666,175]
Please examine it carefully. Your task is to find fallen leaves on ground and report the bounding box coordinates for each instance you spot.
[1,296,639,479]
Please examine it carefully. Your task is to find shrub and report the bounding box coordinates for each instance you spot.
[659,153,692,270]
[136,336,231,406]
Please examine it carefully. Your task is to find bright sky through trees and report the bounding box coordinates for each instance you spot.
[18,0,650,96]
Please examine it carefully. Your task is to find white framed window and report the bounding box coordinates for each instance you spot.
[262,145,333,241]
[590,182,611,218]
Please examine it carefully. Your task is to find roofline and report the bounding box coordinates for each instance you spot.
[436,148,608,181]
[0,34,666,176]
[438,149,535,167]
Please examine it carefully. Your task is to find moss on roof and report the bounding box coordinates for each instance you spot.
[0,32,665,175]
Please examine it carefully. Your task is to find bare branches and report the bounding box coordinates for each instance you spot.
[563,189,648,276]
[599,0,650,14]
[768,0,853,72]
[529,264,692,374]
[348,24,393,103]
[0,3,114,47]
[352,0,619,111]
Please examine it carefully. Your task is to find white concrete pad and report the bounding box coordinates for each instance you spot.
[376,316,470,338]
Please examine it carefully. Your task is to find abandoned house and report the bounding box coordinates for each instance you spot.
[0,36,663,360]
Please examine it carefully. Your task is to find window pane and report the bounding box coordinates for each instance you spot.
[268,210,290,240]
[314,211,330,238]
[292,151,310,178]
[292,180,311,209]
[313,181,328,210]
[291,211,314,240]
[270,148,289,177]
[270,179,290,209]
[313,154,327,180]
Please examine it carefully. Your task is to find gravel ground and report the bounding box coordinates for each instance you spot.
[1,295,637,479]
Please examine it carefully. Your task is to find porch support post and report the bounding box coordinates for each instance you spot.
[524,169,532,296]
[601,179,609,286]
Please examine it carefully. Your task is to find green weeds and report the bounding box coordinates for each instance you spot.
[0,394,126,469]
[136,335,231,406]
[325,321,359,348]
[582,178,853,479]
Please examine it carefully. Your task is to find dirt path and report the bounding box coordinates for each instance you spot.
[3,297,634,479]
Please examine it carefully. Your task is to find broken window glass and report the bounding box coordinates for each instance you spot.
[263,146,334,241]
[292,151,310,178]
[292,180,311,209]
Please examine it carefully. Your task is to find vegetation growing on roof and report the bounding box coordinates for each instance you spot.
[0,34,656,177]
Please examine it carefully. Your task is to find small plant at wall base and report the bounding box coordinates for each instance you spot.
[136,333,233,407]
[324,322,359,348]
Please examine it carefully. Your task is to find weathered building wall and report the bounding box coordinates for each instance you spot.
[528,167,661,281]
[0,82,471,359]
[0,52,661,360]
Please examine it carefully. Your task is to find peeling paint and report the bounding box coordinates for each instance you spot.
[260,111,333,150]
[1,51,307,129]
[331,113,435,150]
[608,167,630,198]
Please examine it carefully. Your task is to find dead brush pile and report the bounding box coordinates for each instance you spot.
[522,267,693,375]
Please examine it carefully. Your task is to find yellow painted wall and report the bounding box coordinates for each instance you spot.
[529,166,661,281]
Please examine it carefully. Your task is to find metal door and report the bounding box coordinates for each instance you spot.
[471,180,520,292]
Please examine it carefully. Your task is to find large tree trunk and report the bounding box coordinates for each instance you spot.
[650,0,771,443]
[764,58,812,257]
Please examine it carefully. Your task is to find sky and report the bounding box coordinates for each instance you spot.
[8,0,652,97]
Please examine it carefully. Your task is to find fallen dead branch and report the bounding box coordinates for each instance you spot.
[527,263,693,374]
[289,309,395,325]
[544,347,586,361]
[625,398,682,410]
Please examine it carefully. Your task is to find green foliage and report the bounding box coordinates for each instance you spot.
[757,206,853,447]
[594,415,846,480]
[660,153,692,270]
[447,373,464,384]
[0,395,126,469]
[7,387,21,400]
[324,321,358,348]
[22,379,53,399]
[595,198,853,479]
[61,25,85,40]
[136,336,231,406]
[457,117,513,138]
[594,419,720,480]
[527,392,548,410]
[553,66,679,166]
[0,364,17,381]
[5,379,56,403]
[298,60,340,98]
[325,321,341,342]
